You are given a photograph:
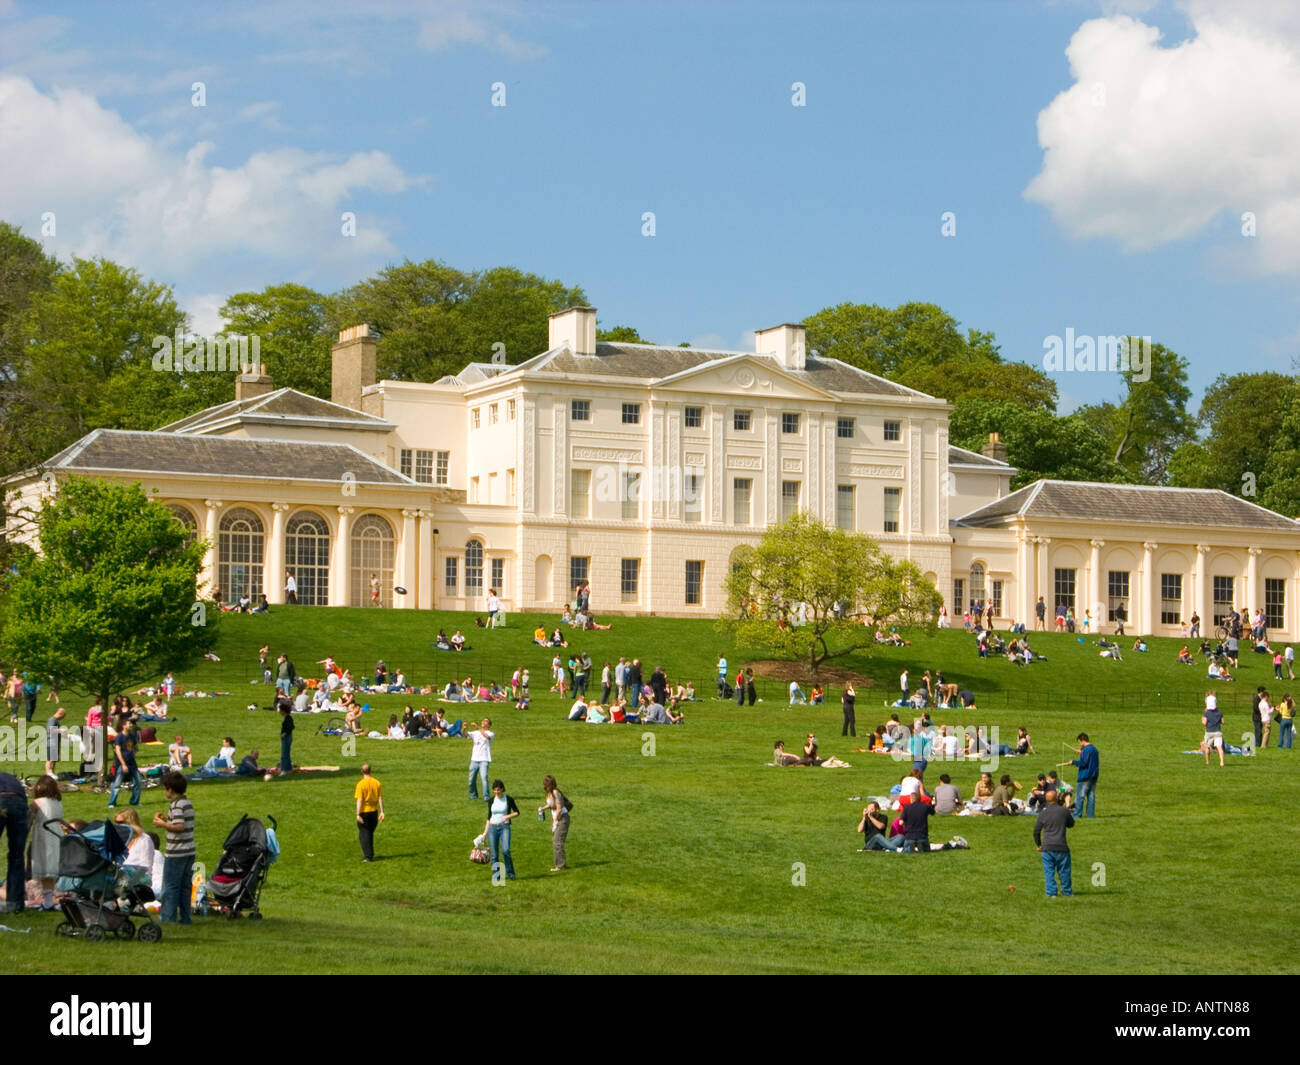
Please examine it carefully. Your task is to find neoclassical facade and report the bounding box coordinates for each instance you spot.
[7,307,1300,636]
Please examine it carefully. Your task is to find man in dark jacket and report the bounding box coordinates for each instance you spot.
[1070,733,1099,818]
[1033,789,1075,897]
[0,772,29,912]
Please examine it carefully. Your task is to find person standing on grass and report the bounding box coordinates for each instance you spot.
[153,772,195,924]
[1069,733,1099,818]
[1203,696,1226,767]
[487,588,501,627]
[539,774,571,871]
[467,718,494,800]
[1277,694,1294,749]
[107,718,142,808]
[1260,689,1273,748]
[369,572,381,607]
[482,779,518,882]
[1034,788,1075,897]
[285,570,298,604]
[279,700,294,773]
[355,763,384,862]
[842,683,856,737]
[745,667,757,707]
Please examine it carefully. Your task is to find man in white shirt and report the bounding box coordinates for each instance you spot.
[487,589,502,627]
[900,669,909,701]
[1260,690,1274,748]
[467,718,494,801]
[285,571,298,604]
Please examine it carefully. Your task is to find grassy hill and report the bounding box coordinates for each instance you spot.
[2,608,1295,974]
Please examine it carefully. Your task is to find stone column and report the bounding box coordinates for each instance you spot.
[396,509,418,609]
[1196,544,1211,632]
[417,510,434,610]
[1089,539,1105,627]
[1247,547,1261,617]
[331,507,354,606]
[1140,541,1158,634]
[1015,530,1031,624]
[1035,536,1051,617]
[202,500,223,600]
[268,503,289,605]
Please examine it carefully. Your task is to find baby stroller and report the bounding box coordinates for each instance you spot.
[50,820,162,943]
[205,814,278,919]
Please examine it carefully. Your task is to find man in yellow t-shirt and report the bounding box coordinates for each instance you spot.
[354,764,385,862]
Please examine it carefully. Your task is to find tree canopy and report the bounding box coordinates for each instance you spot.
[721,512,941,676]
[1,477,214,711]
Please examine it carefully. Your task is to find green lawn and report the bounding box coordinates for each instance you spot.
[2,609,1295,974]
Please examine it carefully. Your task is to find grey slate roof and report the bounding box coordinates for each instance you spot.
[948,445,1013,469]
[953,480,1300,532]
[37,429,415,486]
[159,388,391,434]
[515,343,932,399]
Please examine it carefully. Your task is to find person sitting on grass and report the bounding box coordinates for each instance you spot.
[1132,637,1148,653]
[442,680,467,703]
[344,703,365,734]
[168,734,193,769]
[533,626,549,647]
[773,740,803,766]
[800,734,824,766]
[567,697,588,721]
[640,696,682,725]
[1178,645,1196,665]
[550,629,568,649]
[987,774,1023,815]
[973,771,995,803]
[586,702,609,724]
[236,748,266,775]
[387,714,406,739]
[1208,660,1235,682]
[202,737,237,773]
[434,630,452,651]
[858,801,907,850]
[450,630,466,652]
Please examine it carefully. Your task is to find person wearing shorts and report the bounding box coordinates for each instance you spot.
[1203,697,1225,767]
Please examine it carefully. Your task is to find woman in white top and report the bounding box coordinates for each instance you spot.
[481,780,518,881]
[387,714,406,739]
[114,807,156,888]
[29,776,63,910]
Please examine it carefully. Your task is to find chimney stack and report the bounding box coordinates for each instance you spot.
[548,306,597,357]
[333,324,378,410]
[755,322,807,371]
[235,363,274,401]
[982,431,1008,463]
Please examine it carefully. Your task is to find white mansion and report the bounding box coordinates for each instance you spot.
[8,306,1300,637]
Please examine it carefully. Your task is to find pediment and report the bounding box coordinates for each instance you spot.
[654,355,836,403]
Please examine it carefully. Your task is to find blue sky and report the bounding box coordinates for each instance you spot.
[2,0,1297,412]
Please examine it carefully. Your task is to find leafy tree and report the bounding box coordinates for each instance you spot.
[1,479,213,755]
[0,224,60,477]
[1076,341,1194,484]
[721,513,941,676]
[597,325,648,343]
[949,400,1119,488]
[220,283,334,397]
[1166,372,1294,495]
[1260,390,1300,518]
[331,260,586,381]
[803,301,1057,411]
[4,257,190,473]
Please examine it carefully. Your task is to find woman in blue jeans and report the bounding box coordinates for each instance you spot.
[482,780,519,881]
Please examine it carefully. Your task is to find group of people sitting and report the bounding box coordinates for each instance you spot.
[377,706,465,738]
[772,735,849,768]
[441,676,519,707]
[567,689,684,724]
[434,629,468,652]
[977,630,1044,665]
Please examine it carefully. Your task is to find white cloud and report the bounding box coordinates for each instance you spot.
[0,75,427,284]
[417,4,546,59]
[1024,3,1300,275]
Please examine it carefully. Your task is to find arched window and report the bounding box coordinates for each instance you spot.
[167,504,198,543]
[286,511,330,605]
[350,514,394,607]
[969,562,986,610]
[218,508,264,603]
[465,539,484,596]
